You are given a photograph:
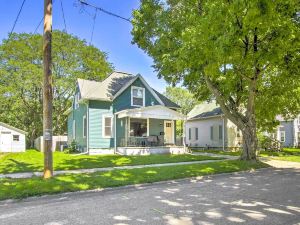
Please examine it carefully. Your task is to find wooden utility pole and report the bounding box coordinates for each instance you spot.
[43,0,53,178]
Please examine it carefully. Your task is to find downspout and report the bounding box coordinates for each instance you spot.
[87,101,89,154]
[114,112,117,154]
[183,118,187,152]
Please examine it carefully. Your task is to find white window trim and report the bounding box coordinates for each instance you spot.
[102,115,113,138]
[280,130,285,142]
[131,86,145,107]
[83,115,87,138]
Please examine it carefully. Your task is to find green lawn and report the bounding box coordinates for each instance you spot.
[193,148,300,162]
[0,150,223,174]
[0,160,268,200]
[259,148,300,162]
[191,149,241,156]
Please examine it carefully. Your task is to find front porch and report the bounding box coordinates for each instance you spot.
[114,105,187,155]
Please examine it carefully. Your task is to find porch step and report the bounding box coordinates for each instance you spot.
[88,148,114,155]
[116,146,186,155]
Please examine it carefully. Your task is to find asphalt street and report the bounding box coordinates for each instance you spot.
[0,167,299,225]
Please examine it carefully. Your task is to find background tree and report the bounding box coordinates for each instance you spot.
[164,86,199,136]
[164,86,199,115]
[132,0,300,160]
[0,31,113,146]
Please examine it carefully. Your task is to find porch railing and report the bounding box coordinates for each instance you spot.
[119,136,184,147]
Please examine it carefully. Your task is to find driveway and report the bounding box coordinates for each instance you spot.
[0,168,299,225]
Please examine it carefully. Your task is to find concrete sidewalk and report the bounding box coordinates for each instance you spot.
[0,158,228,179]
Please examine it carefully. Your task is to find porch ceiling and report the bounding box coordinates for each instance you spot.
[116,105,186,120]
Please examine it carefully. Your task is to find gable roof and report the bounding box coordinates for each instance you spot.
[0,122,27,135]
[188,101,223,120]
[152,89,180,108]
[77,71,180,108]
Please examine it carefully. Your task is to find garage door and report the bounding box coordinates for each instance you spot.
[0,133,12,152]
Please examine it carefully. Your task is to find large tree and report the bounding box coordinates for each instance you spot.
[132,0,300,160]
[0,31,113,146]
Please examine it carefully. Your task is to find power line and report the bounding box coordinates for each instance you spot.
[9,0,27,37]
[78,0,131,23]
[60,0,67,32]
[90,8,97,44]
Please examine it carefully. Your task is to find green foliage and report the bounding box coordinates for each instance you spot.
[257,132,282,151]
[67,140,78,153]
[0,160,268,200]
[0,31,113,145]
[164,86,199,115]
[131,0,300,131]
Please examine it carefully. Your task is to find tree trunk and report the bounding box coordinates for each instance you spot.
[240,124,257,160]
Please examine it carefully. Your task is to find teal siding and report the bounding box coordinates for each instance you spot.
[67,114,73,144]
[88,100,114,149]
[73,102,87,151]
[149,119,164,135]
[116,118,126,146]
[113,78,160,112]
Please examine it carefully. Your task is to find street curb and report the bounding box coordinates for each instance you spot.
[0,166,272,205]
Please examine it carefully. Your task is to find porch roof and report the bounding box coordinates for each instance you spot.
[116,105,186,120]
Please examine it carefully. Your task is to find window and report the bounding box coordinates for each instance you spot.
[219,125,223,140]
[210,126,214,140]
[189,128,191,140]
[103,116,112,138]
[83,116,87,138]
[72,120,76,138]
[13,135,19,141]
[131,86,145,107]
[130,118,147,137]
[280,131,285,142]
[195,128,198,140]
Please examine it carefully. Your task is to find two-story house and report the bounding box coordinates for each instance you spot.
[66,71,186,155]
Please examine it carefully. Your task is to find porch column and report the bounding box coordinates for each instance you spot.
[125,117,128,147]
[183,119,187,152]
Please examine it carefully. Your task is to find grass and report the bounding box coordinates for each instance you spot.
[0,149,223,174]
[193,148,300,162]
[259,148,300,162]
[191,149,241,156]
[0,160,268,200]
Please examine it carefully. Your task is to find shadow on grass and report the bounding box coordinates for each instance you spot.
[0,160,268,200]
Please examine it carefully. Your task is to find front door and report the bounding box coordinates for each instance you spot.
[0,133,12,152]
[164,121,174,144]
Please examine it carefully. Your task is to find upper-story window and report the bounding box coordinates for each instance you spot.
[131,86,145,107]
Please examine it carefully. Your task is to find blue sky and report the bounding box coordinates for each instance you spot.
[0,0,169,92]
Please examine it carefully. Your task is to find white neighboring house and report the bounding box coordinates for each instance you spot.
[0,122,26,152]
[186,102,242,150]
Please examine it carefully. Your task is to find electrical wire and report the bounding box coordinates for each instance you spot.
[90,8,97,44]
[60,0,67,32]
[9,0,27,37]
[78,0,131,23]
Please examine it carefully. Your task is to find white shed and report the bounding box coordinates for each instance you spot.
[0,122,26,152]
